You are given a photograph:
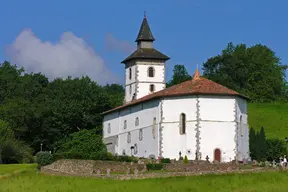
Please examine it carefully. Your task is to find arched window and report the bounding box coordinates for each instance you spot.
[129,85,132,94]
[240,115,243,136]
[180,113,186,135]
[129,68,132,79]
[148,67,155,77]
[135,117,139,126]
[152,117,156,139]
[107,123,111,133]
[139,129,143,141]
[150,84,155,92]
[124,120,127,129]
[127,132,131,143]
[134,144,138,154]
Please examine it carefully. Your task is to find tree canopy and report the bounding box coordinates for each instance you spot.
[0,61,124,156]
[166,64,192,87]
[202,43,287,102]
[0,41,287,164]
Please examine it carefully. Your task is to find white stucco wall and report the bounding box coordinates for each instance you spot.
[104,94,249,162]
[235,97,250,161]
[160,95,249,162]
[103,99,161,158]
[199,96,236,162]
[161,96,198,160]
[136,61,165,82]
[124,60,166,103]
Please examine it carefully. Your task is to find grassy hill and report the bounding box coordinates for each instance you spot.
[248,103,288,139]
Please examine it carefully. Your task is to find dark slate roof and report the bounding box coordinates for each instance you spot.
[121,48,170,63]
[135,17,155,42]
[102,70,249,115]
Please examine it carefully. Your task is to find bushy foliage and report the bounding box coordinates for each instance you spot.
[54,129,107,159]
[184,155,188,164]
[36,151,54,167]
[146,163,164,170]
[160,158,171,164]
[249,126,286,162]
[265,139,286,161]
[202,43,287,102]
[0,120,33,164]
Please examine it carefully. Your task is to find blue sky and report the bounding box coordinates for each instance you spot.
[1,0,287,84]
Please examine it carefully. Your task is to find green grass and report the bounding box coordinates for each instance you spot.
[1,170,288,192]
[248,103,288,139]
[0,164,37,176]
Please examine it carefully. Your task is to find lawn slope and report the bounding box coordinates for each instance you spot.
[248,103,288,139]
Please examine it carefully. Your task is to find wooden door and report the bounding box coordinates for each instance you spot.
[214,148,221,162]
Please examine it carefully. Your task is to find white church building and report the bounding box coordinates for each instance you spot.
[102,16,250,162]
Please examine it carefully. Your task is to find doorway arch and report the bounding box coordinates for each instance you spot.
[214,148,221,162]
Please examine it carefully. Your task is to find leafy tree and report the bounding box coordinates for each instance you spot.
[265,139,286,161]
[167,64,191,87]
[249,127,257,160]
[202,43,287,102]
[0,120,33,164]
[102,83,125,107]
[54,128,107,159]
[258,126,267,161]
[0,120,14,164]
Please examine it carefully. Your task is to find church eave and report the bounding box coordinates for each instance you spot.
[101,93,249,115]
[121,48,170,64]
[121,56,170,64]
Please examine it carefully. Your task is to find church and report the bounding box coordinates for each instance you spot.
[102,15,250,162]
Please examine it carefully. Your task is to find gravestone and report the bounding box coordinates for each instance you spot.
[106,168,111,177]
[96,170,101,176]
[126,168,130,176]
[134,169,139,176]
[272,160,276,168]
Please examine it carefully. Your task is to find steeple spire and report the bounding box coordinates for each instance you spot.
[193,66,201,81]
[135,14,155,42]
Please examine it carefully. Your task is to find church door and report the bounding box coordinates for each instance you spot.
[214,148,221,162]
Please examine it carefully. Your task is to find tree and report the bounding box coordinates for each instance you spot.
[202,43,287,102]
[258,126,267,161]
[265,139,286,161]
[0,120,33,164]
[167,64,192,87]
[54,128,107,159]
[249,127,257,160]
[0,120,14,164]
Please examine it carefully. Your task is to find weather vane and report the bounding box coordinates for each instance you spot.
[144,11,146,18]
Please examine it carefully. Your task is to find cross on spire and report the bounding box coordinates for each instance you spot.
[144,11,146,18]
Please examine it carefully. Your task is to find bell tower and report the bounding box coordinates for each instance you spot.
[121,14,170,103]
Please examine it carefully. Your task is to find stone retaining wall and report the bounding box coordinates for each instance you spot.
[42,159,146,175]
[164,161,240,172]
[41,166,271,180]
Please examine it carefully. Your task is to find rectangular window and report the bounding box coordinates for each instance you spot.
[124,120,127,129]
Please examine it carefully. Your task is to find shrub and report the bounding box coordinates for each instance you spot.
[54,129,107,159]
[184,155,188,164]
[90,151,113,161]
[146,163,164,170]
[36,151,54,168]
[265,138,286,161]
[115,155,138,163]
[53,152,85,160]
[160,158,171,164]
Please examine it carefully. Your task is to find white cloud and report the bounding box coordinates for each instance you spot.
[104,33,135,54]
[6,29,121,85]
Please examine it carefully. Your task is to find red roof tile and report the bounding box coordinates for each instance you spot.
[102,71,249,115]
